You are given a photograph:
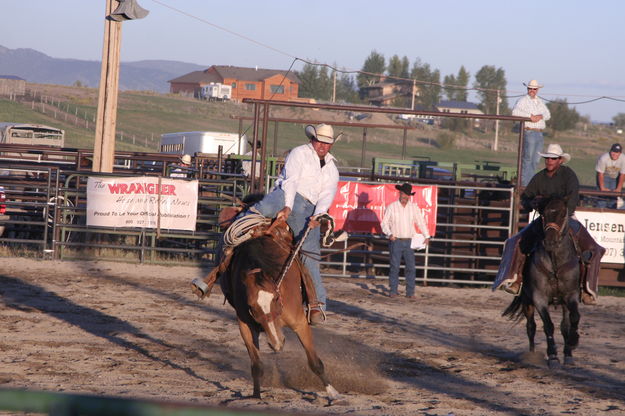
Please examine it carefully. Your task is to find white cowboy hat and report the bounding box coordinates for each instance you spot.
[304,123,341,144]
[538,144,571,163]
[523,79,543,89]
[180,154,192,165]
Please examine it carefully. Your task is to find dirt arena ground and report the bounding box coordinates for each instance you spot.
[1,257,624,415]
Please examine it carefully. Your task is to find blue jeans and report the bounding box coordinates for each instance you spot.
[596,176,618,208]
[388,239,416,296]
[252,188,326,309]
[521,130,544,186]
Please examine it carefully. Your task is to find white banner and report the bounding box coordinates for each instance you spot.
[576,210,625,264]
[87,177,198,231]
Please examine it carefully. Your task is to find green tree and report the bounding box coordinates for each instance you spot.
[613,113,625,128]
[387,55,409,79]
[357,50,385,89]
[547,99,580,137]
[334,71,359,103]
[317,66,332,101]
[443,66,470,102]
[474,65,508,114]
[411,58,441,109]
[456,66,470,101]
[297,63,319,98]
[443,74,457,101]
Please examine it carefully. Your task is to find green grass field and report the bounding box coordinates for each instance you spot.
[2,83,623,186]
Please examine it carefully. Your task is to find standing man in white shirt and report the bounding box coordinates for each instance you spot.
[381,183,431,299]
[191,123,340,325]
[512,79,551,186]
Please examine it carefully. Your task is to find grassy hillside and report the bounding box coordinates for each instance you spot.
[1,82,623,186]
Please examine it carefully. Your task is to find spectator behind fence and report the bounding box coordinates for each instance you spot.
[169,154,193,178]
[595,143,625,208]
[512,79,551,186]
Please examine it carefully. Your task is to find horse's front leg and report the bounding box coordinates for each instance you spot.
[291,320,341,402]
[562,295,581,366]
[238,319,263,398]
[523,303,536,352]
[535,303,559,368]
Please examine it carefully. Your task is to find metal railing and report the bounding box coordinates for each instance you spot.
[319,181,514,286]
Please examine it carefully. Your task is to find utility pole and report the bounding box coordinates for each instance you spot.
[332,70,336,103]
[93,0,148,173]
[411,79,416,110]
[494,89,501,151]
[93,0,122,173]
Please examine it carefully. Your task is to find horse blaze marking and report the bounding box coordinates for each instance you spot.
[257,290,274,314]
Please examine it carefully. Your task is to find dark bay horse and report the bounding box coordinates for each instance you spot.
[220,219,341,401]
[503,197,581,368]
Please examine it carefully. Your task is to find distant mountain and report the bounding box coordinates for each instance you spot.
[0,45,206,93]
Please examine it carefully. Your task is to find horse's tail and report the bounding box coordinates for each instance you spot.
[502,295,525,322]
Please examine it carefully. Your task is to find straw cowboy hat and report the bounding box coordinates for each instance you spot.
[305,123,342,144]
[538,144,571,163]
[523,79,544,89]
[180,154,192,165]
[395,182,415,196]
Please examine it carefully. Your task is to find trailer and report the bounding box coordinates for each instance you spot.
[159,131,248,156]
[198,83,232,101]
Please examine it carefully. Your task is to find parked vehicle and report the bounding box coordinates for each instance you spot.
[0,123,65,147]
[198,83,232,101]
[160,131,248,156]
[0,186,6,237]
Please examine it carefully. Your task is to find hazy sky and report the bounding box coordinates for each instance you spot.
[3,0,624,121]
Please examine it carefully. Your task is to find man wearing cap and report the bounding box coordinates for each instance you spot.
[595,143,625,208]
[191,124,340,325]
[381,182,431,299]
[512,80,551,186]
[493,144,605,305]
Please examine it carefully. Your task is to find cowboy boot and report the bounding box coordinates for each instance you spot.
[296,259,325,325]
[575,226,606,305]
[191,247,234,299]
[494,232,526,295]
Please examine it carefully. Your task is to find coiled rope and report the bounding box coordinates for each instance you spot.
[222,209,271,247]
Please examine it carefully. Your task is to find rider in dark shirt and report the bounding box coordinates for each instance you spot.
[521,164,579,216]
[494,144,605,304]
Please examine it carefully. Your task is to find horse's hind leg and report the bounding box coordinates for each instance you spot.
[523,303,536,352]
[238,319,263,398]
[536,304,560,368]
[561,297,581,366]
[292,322,341,401]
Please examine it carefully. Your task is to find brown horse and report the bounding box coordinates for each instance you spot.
[220,219,341,401]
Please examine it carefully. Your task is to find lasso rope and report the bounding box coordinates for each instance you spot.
[222,209,271,247]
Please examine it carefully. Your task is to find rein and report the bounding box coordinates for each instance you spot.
[276,225,311,288]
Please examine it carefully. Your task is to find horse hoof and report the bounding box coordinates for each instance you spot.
[548,358,561,369]
[191,278,209,299]
[564,357,575,366]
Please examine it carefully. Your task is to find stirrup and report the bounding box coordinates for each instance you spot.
[306,303,326,324]
[191,277,209,299]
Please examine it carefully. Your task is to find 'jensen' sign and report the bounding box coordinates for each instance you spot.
[576,210,625,264]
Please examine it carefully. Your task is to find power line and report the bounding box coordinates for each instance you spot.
[149,0,625,111]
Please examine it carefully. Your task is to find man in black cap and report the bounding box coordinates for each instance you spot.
[381,182,431,298]
[595,143,625,208]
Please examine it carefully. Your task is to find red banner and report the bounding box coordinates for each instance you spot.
[328,182,437,236]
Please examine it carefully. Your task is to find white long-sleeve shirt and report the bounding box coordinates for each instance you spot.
[274,143,339,215]
[512,94,551,130]
[381,200,430,239]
